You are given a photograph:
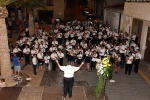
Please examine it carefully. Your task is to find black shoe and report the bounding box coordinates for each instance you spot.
[34,73,37,75]
[69,95,72,98]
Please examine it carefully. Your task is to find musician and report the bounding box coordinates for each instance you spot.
[77,51,83,66]
[23,45,31,66]
[134,49,141,73]
[13,45,22,57]
[69,48,76,66]
[64,31,70,42]
[50,51,58,71]
[37,50,44,70]
[57,31,63,45]
[70,38,76,48]
[58,44,63,50]
[66,43,72,59]
[90,51,98,72]
[85,49,92,71]
[32,54,37,75]
[125,52,134,75]
[52,38,58,46]
[57,50,64,66]
[44,53,50,71]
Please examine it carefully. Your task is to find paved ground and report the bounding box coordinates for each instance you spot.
[1,27,150,100]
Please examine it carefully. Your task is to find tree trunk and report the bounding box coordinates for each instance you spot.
[0,18,13,85]
[28,11,34,36]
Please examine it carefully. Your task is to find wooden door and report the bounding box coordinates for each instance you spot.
[144,27,150,63]
[131,18,143,44]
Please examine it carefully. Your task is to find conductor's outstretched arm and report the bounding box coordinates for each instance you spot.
[56,60,60,68]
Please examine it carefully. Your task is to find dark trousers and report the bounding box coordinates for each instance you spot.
[120,53,125,68]
[90,61,96,71]
[59,58,63,66]
[134,59,140,73]
[77,59,82,65]
[25,54,30,65]
[63,77,74,98]
[33,64,37,74]
[52,60,56,71]
[58,38,62,45]
[125,64,132,75]
[45,63,49,70]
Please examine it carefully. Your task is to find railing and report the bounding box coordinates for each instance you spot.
[126,0,150,2]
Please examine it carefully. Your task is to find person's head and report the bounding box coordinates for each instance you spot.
[13,53,17,57]
[0,78,5,83]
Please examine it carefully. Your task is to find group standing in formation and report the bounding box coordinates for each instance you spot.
[10,18,141,79]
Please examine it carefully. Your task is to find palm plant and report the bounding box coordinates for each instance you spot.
[19,0,46,35]
[0,0,17,84]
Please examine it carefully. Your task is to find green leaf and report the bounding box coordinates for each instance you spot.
[95,75,105,98]
[20,0,46,10]
[0,0,17,6]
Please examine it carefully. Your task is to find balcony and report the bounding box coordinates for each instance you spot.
[124,2,150,21]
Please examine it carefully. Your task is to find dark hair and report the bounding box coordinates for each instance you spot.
[1,78,5,82]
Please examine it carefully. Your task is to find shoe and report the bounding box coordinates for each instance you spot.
[13,75,17,79]
[34,73,37,75]
[62,96,66,100]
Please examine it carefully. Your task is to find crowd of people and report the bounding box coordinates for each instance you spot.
[9,18,141,80]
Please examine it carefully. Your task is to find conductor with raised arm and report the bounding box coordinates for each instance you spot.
[55,60,84,100]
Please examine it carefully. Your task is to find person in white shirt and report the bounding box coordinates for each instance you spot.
[50,51,58,71]
[70,38,76,48]
[134,49,141,73]
[52,38,58,46]
[23,45,30,66]
[125,52,133,75]
[77,51,83,66]
[32,54,37,75]
[44,53,50,71]
[0,78,7,87]
[57,31,63,45]
[13,45,22,57]
[37,50,44,70]
[55,60,84,99]
[57,50,64,66]
[90,51,98,72]
[119,43,126,68]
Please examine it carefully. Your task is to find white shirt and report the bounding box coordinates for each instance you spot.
[44,56,50,63]
[37,53,43,59]
[51,53,58,60]
[127,56,133,64]
[32,57,37,65]
[135,52,141,59]
[119,45,126,53]
[57,52,64,58]
[13,48,21,53]
[23,48,30,54]
[60,65,79,78]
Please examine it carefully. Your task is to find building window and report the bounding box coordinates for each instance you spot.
[46,0,53,6]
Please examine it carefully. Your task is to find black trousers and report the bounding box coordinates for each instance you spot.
[120,53,125,68]
[90,61,96,71]
[24,54,30,65]
[59,58,63,66]
[32,64,37,74]
[125,64,132,75]
[134,59,140,73]
[51,60,56,71]
[63,77,74,98]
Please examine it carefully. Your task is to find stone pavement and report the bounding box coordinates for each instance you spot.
[106,60,150,100]
[3,27,150,100]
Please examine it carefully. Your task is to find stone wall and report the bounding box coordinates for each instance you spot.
[120,14,132,34]
[34,0,64,19]
[104,9,120,31]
